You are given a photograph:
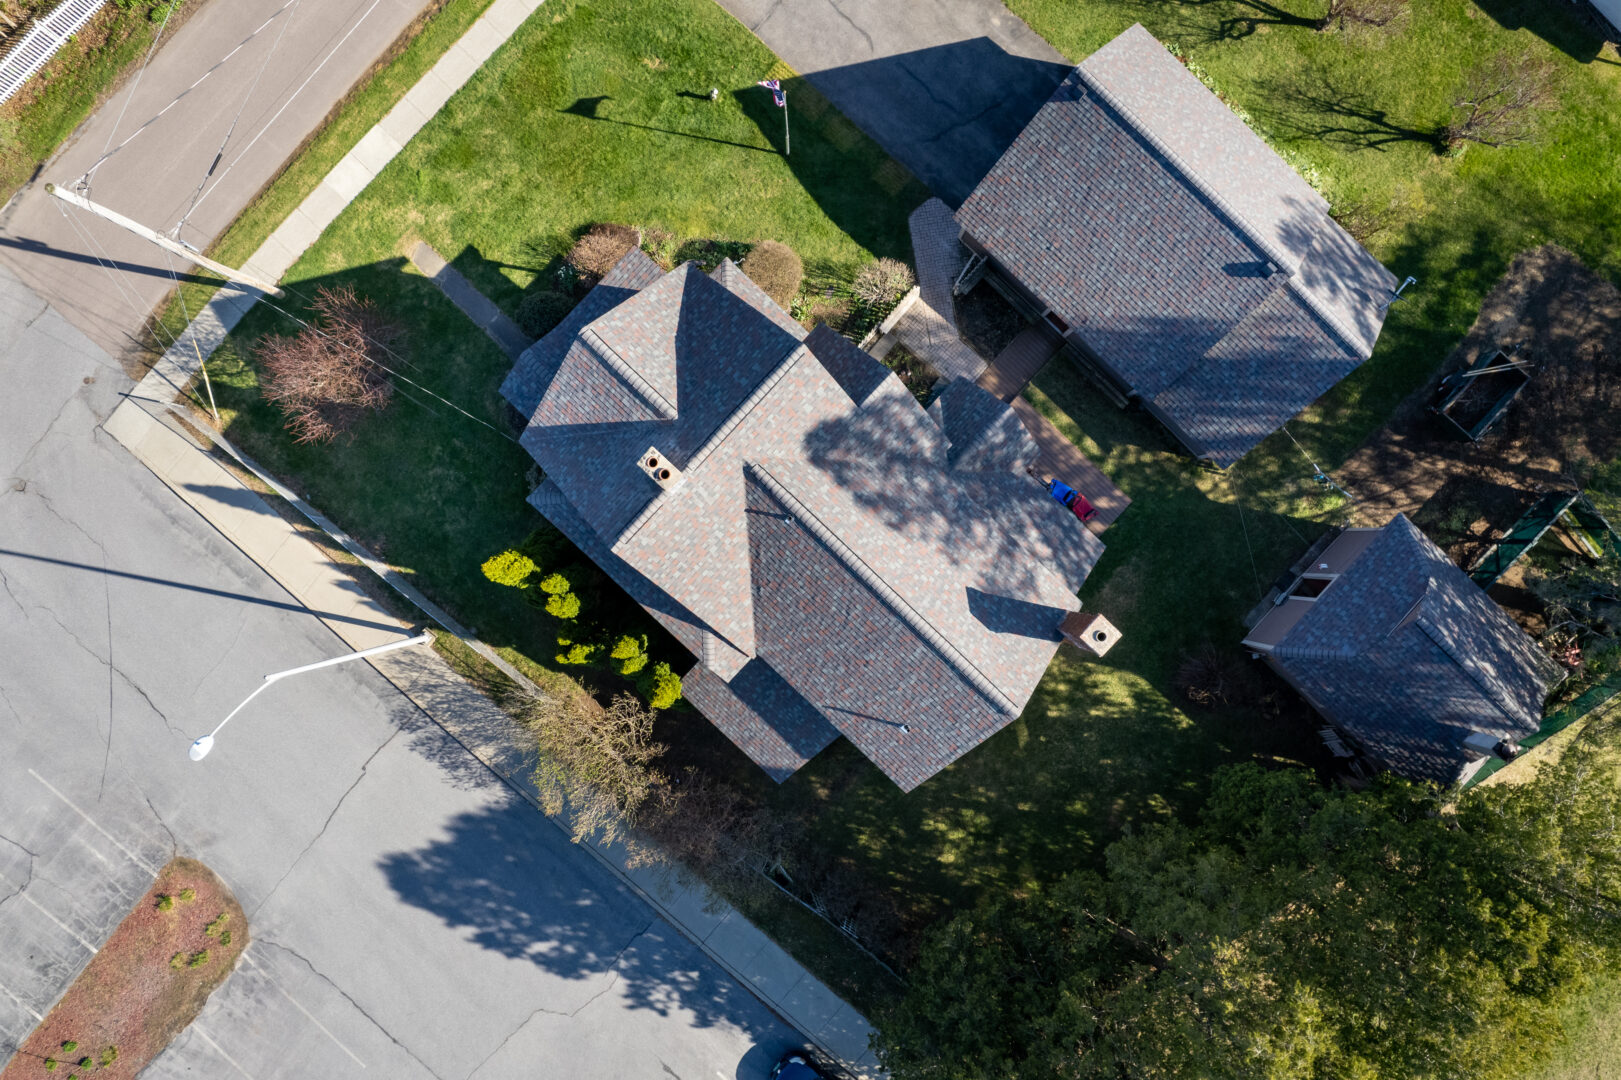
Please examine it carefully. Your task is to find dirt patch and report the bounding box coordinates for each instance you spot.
[953,280,1027,360]
[0,857,248,1080]
[880,343,939,405]
[1338,244,1621,567]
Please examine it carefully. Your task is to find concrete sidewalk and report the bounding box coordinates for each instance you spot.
[99,0,884,1070]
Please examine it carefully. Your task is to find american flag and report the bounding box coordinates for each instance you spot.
[757,79,786,107]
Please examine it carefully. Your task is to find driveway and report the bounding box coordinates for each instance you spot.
[715,0,1071,205]
[0,260,800,1077]
[0,0,432,361]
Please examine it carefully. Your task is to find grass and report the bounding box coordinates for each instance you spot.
[189,0,923,1011]
[171,0,1621,1020]
[0,1,196,201]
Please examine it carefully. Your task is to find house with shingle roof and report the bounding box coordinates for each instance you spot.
[1242,515,1563,785]
[500,250,1107,792]
[954,23,1399,467]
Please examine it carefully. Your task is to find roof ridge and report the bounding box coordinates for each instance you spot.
[746,462,1020,717]
[1074,68,1298,276]
[580,327,677,419]
[612,343,808,549]
[1280,271,1367,359]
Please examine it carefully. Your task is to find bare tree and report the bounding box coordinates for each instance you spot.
[1316,0,1406,31]
[1444,53,1561,149]
[256,285,398,443]
[525,690,669,864]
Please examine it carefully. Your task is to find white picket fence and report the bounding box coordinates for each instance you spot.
[0,0,107,105]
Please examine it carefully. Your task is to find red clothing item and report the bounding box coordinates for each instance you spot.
[1069,493,1097,522]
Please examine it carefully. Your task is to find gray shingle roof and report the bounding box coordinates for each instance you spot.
[501,254,1106,791]
[955,23,1397,467]
[1270,515,1558,784]
[928,377,1041,473]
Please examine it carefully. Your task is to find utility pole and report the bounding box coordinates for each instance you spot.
[46,183,284,297]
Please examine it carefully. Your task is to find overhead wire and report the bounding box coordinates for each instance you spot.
[79,0,306,191]
[255,293,519,443]
[175,0,305,235]
[178,0,386,234]
[86,0,181,196]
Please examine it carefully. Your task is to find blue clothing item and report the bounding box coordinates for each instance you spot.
[1048,479,1078,506]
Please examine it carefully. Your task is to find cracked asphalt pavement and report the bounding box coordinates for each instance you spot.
[0,259,800,1077]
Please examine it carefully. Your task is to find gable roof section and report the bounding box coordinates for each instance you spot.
[1271,515,1555,782]
[509,256,1109,791]
[955,23,1397,467]
[928,378,1041,473]
[499,248,664,418]
[1151,287,1362,466]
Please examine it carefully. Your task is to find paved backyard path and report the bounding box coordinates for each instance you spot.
[714,0,1069,206]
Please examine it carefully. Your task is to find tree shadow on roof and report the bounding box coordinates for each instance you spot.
[735,38,1071,209]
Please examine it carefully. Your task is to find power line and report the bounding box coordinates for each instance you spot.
[178,0,385,234]
[256,293,519,443]
[1281,422,1355,506]
[79,0,305,190]
[86,0,182,196]
[175,0,306,234]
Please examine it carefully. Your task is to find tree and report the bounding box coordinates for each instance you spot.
[638,661,682,710]
[538,572,581,620]
[1444,53,1561,149]
[609,633,649,676]
[1527,548,1621,660]
[526,691,668,863]
[851,257,915,309]
[256,285,399,443]
[876,750,1621,1080]
[740,240,803,308]
[1314,0,1405,30]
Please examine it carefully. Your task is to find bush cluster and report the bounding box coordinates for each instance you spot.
[567,223,642,282]
[741,240,803,308]
[481,542,681,710]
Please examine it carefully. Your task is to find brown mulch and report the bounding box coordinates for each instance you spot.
[953,280,1027,360]
[1337,244,1621,567]
[0,858,248,1080]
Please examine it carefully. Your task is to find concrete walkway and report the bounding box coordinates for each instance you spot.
[714,0,1070,205]
[891,197,984,380]
[411,241,531,358]
[102,0,882,1071]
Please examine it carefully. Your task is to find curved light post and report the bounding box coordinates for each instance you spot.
[189,631,434,761]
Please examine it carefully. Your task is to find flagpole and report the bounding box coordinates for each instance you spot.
[783,90,790,157]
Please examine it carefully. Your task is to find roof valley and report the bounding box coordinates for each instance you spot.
[746,462,1021,717]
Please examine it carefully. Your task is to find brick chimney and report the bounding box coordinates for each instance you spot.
[1059,610,1121,658]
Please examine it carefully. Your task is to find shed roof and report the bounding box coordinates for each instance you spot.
[1268,515,1558,783]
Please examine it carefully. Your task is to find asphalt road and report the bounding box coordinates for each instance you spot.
[0,258,800,1076]
[0,0,430,361]
[715,0,1071,205]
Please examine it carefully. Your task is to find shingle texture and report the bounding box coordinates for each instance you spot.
[1269,515,1559,784]
[956,23,1397,467]
[502,251,1106,791]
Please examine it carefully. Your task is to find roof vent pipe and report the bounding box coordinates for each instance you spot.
[637,447,683,491]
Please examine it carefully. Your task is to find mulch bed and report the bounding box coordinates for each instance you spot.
[1337,244,1621,569]
[0,858,247,1080]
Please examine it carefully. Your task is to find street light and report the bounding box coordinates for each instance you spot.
[189,631,434,761]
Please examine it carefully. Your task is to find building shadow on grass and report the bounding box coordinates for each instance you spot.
[377,795,800,1043]
[736,39,1070,209]
[1472,0,1617,62]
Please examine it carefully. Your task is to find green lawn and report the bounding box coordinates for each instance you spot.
[185,0,1621,1021]
[0,1,192,200]
[197,0,926,1012]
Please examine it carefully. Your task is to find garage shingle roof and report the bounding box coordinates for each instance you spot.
[956,23,1397,467]
[1270,515,1559,783]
